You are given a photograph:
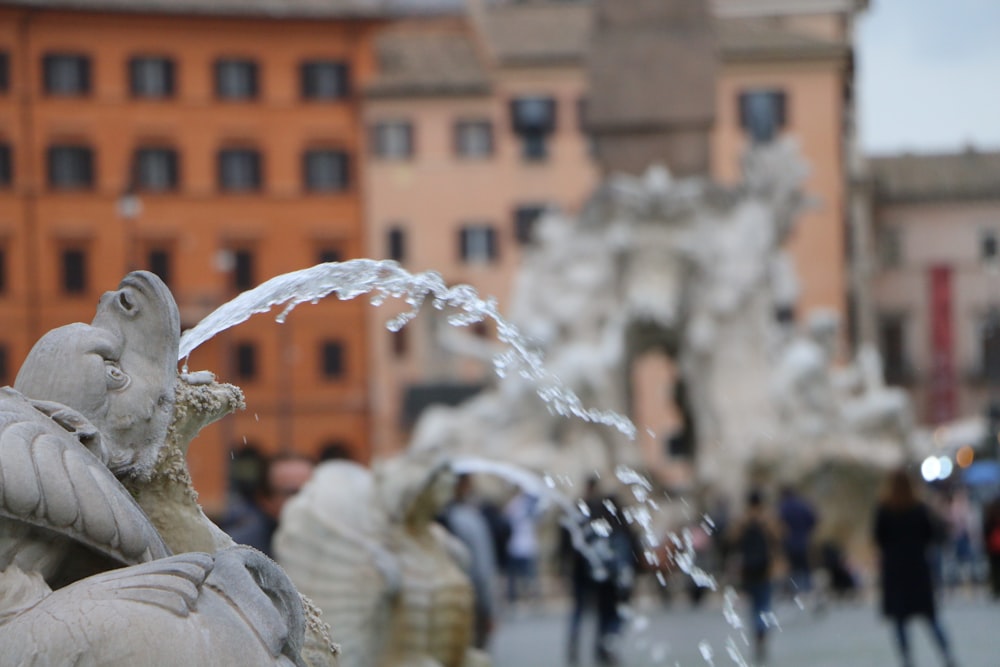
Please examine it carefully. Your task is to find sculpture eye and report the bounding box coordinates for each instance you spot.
[118,291,136,314]
[105,362,131,391]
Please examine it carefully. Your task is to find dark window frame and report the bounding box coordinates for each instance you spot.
[218,148,262,192]
[0,143,11,187]
[303,149,350,192]
[370,120,414,160]
[0,51,9,93]
[514,204,546,245]
[43,53,91,96]
[453,119,494,159]
[458,224,499,264]
[982,309,1000,386]
[61,247,88,295]
[129,56,175,99]
[234,342,258,380]
[982,230,998,262]
[147,247,172,287]
[317,247,343,264]
[300,60,351,100]
[879,313,909,385]
[47,145,94,190]
[510,96,556,162]
[320,340,345,379]
[738,88,788,144]
[232,248,255,292]
[387,226,406,262]
[214,58,258,100]
[134,146,179,192]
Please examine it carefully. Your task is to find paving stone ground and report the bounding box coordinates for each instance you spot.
[490,587,1000,667]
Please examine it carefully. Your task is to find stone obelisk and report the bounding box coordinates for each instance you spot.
[585,0,717,178]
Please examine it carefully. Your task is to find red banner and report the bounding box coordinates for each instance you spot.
[927,265,957,424]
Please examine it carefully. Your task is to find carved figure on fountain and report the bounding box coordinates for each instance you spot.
[0,271,329,666]
[276,450,488,667]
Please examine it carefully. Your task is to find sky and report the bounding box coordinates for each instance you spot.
[856,0,1000,155]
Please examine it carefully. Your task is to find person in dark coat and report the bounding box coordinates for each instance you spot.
[873,468,958,667]
[778,485,817,597]
[731,489,781,665]
[983,494,1000,599]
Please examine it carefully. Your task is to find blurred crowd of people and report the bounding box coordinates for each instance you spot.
[215,448,1000,667]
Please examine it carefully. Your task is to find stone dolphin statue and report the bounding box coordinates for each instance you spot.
[0,271,309,666]
[14,270,180,479]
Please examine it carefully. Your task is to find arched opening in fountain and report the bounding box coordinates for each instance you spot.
[625,319,698,490]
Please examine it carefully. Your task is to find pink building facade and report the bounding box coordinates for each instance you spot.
[364,0,865,457]
[870,150,1000,433]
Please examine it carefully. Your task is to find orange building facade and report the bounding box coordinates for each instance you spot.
[363,0,866,457]
[0,2,391,512]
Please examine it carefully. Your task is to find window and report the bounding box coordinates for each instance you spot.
[0,51,8,93]
[317,247,342,264]
[459,224,498,263]
[303,149,349,192]
[215,59,257,99]
[47,145,94,189]
[321,341,344,379]
[982,230,998,262]
[878,226,902,269]
[879,314,908,385]
[371,121,413,159]
[983,309,1000,386]
[62,248,87,294]
[387,226,406,262]
[510,96,556,161]
[0,144,11,187]
[738,89,787,144]
[134,147,178,191]
[148,248,171,287]
[454,119,493,158]
[301,61,350,100]
[129,56,174,98]
[514,205,546,244]
[233,249,254,291]
[43,53,90,96]
[218,149,261,191]
[234,342,257,380]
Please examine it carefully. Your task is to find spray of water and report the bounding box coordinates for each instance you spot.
[178,259,754,664]
[450,456,610,580]
[179,259,636,439]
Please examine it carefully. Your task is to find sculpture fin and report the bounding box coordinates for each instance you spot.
[0,387,170,573]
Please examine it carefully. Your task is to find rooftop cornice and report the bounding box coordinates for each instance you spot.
[712,0,867,18]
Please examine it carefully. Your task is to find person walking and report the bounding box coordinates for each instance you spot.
[563,477,639,667]
[732,489,781,665]
[442,474,499,649]
[778,485,818,601]
[873,467,958,667]
[983,494,1000,599]
[503,489,542,604]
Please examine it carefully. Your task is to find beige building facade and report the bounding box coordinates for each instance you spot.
[870,150,1000,432]
[364,0,867,456]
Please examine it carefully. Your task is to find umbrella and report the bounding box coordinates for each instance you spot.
[962,460,1000,486]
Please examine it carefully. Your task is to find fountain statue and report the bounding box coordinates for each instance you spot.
[275,449,489,667]
[0,271,336,667]
[403,137,919,558]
